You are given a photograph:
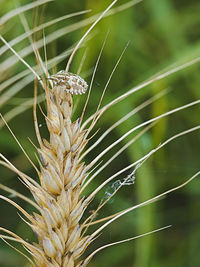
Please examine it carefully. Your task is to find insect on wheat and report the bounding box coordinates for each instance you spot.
[49,71,88,95]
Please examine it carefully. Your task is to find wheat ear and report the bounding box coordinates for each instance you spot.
[27,76,92,267]
[0,3,121,266]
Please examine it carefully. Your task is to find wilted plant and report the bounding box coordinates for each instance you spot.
[0,0,200,266]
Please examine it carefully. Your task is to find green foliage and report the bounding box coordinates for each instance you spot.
[0,0,200,266]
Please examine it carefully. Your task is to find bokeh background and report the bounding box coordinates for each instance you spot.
[0,0,200,266]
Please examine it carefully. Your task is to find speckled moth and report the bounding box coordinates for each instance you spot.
[50,70,88,95]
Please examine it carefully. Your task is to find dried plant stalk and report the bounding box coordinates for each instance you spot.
[29,77,91,266]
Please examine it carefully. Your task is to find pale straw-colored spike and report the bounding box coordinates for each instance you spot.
[23,69,92,265]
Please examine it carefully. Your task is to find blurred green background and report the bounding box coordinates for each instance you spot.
[0,0,200,266]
